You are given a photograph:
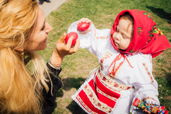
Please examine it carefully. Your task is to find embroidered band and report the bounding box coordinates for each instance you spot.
[97,69,133,90]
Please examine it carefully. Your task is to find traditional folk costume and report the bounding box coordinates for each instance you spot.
[68,9,170,114]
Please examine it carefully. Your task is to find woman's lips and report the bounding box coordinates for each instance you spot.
[44,38,47,42]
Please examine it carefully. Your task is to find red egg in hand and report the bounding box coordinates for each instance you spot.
[65,32,78,46]
[77,22,90,32]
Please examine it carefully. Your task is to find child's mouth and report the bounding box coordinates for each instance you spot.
[115,42,119,47]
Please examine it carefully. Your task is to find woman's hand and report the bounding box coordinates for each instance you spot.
[50,33,80,65]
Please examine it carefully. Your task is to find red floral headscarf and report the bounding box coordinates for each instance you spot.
[110,9,170,58]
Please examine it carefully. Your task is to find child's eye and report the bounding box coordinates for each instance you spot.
[122,34,127,38]
[116,28,119,32]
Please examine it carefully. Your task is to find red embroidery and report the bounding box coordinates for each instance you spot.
[74,69,133,114]
[142,63,154,83]
[108,54,133,78]
[114,83,119,87]
[100,52,112,71]
[96,36,109,39]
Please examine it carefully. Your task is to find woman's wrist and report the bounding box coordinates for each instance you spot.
[48,59,62,70]
[50,49,64,66]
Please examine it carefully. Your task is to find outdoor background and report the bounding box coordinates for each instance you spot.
[39,0,171,113]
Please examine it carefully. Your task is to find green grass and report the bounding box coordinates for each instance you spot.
[39,0,171,113]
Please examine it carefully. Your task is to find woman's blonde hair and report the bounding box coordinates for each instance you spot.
[0,0,50,113]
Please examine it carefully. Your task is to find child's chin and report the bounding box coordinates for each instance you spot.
[114,44,119,49]
[119,49,126,51]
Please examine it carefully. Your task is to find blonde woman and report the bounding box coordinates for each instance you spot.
[0,0,80,114]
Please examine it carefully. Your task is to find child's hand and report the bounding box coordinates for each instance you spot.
[143,109,151,114]
[78,18,91,24]
[143,101,158,114]
[77,18,91,34]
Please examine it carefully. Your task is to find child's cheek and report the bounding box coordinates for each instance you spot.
[112,33,116,40]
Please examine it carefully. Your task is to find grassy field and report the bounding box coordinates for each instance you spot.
[40,0,171,113]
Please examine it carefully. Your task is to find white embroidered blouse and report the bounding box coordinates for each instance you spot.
[68,21,160,113]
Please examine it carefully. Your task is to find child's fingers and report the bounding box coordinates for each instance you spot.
[88,28,91,32]
[78,18,86,24]
[81,18,87,22]
[85,18,91,23]
[83,18,91,23]
[78,18,91,24]
[143,110,151,114]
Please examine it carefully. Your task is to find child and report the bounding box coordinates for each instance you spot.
[67,9,170,114]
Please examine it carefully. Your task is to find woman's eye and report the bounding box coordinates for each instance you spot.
[41,25,45,30]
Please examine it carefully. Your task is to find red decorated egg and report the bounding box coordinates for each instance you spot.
[65,32,78,46]
[77,22,90,32]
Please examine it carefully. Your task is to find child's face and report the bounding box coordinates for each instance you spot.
[112,18,133,50]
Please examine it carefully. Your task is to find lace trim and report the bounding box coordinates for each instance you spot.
[72,68,134,114]
[142,97,159,104]
[76,95,98,114]
[83,84,113,113]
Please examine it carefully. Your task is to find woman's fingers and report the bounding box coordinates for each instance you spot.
[61,37,80,54]
[71,38,80,53]
[58,33,66,43]
[66,38,80,54]
[65,38,73,51]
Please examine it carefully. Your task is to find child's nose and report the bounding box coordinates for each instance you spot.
[115,33,121,40]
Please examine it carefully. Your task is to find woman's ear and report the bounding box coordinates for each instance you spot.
[14,45,24,51]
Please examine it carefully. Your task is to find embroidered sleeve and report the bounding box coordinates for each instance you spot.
[67,21,96,49]
[67,21,111,56]
[133,54,160,105]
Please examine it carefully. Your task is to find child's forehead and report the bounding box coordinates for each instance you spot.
[115,22,133,41]
[118,18,134,34]
[119,12,133,22]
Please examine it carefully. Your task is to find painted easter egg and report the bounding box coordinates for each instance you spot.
[65,32,78,46]
[77,22,90,32]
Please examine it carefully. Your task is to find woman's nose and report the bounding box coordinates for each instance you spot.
[45,22,53,33]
